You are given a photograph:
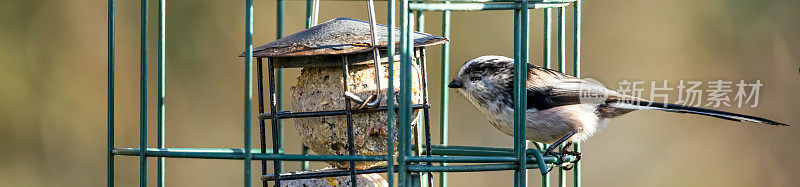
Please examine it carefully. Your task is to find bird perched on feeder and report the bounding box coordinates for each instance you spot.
[447,55,787,158]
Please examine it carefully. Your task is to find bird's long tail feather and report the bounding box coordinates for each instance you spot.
[608,101,787,126]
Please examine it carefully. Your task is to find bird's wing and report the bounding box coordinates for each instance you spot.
[526,71,643,110]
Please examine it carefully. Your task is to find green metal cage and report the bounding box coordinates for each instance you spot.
[106,0,583,186]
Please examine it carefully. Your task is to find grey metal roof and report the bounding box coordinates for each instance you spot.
[239,17,448,58]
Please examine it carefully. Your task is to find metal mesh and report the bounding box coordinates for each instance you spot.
[106,1,583,187]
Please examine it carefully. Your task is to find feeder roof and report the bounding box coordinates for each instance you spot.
[239,17,448,58]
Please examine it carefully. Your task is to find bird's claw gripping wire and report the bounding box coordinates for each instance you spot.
[542,142,582,171]
[562,151,582,170]
[544,149,581,171]
[543,152,580,172]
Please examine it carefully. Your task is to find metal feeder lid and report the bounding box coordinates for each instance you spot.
[238,17,448,58]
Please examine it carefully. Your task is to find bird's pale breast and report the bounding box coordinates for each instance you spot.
[488,104,606,144]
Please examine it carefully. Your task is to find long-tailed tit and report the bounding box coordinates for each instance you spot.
[448,55,787,158]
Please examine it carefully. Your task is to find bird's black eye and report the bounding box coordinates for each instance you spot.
[470,77,482,81]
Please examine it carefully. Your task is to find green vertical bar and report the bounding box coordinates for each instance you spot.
[522,1,530,185]
[573,1,581,79]
[415,89,427,187]
[573,143,581,187]
[411,12,428,184]
[541,142,550,187]
[415,1,425,32]
[411,174,421,187]
[541,7,552,187]
[556,6,566,187]
[543,8,551,69]
[557,7,566,73]
[414,8,426,186]
[107,0,115,186]
[299,147,309,171]
[415,115,426,187]
[438,1,450,186]
[275,0,285,174]
[305,0,313,29]
[512,3,520,187]
[157,0,166,186]
[244,0,253,186]
[513,0,529,186]
[399,0,412,185]
[572,1,581,187]
[300,0,313,172]
[524,7,531,186]
[387,0,396,186]
[413,10,426,187]
[408,9,416,186]
[140,0,148,186]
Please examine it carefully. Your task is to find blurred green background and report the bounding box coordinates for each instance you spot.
[1,0,799,186]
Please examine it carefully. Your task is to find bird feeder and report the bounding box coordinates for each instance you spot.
[240,17,447,172]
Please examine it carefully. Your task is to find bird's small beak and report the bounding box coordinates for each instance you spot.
[448,80,463,88]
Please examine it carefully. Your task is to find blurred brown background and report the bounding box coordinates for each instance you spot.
[1,0,799,186]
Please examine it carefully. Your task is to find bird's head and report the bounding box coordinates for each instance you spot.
[448,55,515,102]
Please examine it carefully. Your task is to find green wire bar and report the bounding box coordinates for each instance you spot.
[399,0,413,185]
[513,2,523,186]
[406,155,577,163]
[114,148,390,161]
[557,7,566,72]
[106,0,114,186]
[439,0,451,186]
[416,2,426,32]
[541,6,553,187]
[573,1,582,186]
[244,0,253,186]
[139,0,148,186]
[157,0,166,186]
[543,8,551,68]
[556,5,566,187]
[274,0,285,176]
[113,146,582,163]
[408,164,541,172]
[407,151,558,173]
[426,145,561,157]
[513,0,531,186]
[541,5,552,187]
[386,0,397,186]
[115,148,279,158]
